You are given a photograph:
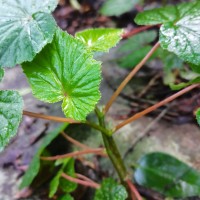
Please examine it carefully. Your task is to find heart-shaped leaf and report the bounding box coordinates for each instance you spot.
[134,152,200,198]
[75,28,123,52]
[0,68,4,82]
[135,1,200,66]
[94,178,128,200]
[23,29,101,121]
[0,90,23,151]
[0,0,58,67]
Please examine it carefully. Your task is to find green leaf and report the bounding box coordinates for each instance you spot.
[100,0,142,16]
[60,158,77,193]
[20,123,68,189]
[23,29,101,121]
[0,0,58,67]
[49,158,76,197]
[196,108,200,126]
[0,90,23,151]
[58,194,74,200]
[190,64,200,74]
[135,5,178,25]
[134,152,200,198]
[117,30,157,68]
[169,77,200,90]
[94,178,128,200]
[157,48,183,72]
[135,1,200,65]
[156,48,184,85]
[49,170,62,198]
[118,46,152,68]
[0,68,4,82]
[76,28,123,52]
[118,31,157,54]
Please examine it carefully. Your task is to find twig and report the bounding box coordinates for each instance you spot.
[76,173,96,183]
[126,180,143,200]
[115,84,200,131]
[122,25,154,39]
[104,42,160,114]
[23,111,109,134]
[40,148,106,161]
[23,110,80,124]
[138,73,161,98]
[61,173,100,189]
[61,132,90,149]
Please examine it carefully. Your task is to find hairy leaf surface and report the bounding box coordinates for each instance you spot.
[0,0,58,67]
[23,29,101,121]
[94,178,128,200]
[76,28,123,52]
[134,152,200,198]
[0,91,23,151]
[135,1,200,66]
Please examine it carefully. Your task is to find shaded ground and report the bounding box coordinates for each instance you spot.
[0,0,200,199]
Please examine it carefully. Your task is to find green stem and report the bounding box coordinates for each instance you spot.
[95,107,128,184]
[85,120,112,136]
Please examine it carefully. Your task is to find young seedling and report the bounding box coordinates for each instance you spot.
[0,0,200,199]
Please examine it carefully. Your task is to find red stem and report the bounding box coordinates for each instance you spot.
[115,84,200,131]
[61,132,90,149]
[126,180,143,200]
[23,110,80,124]
[40,148,106,161]
[122,25,154,39]
[104,42,160,114]
[61,173,100,189]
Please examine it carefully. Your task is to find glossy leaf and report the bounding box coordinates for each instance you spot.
[94,178,128,200]
[196,108,200,126]
[0,68,4,82]
[100,0,142,16]
[20,123,68,189]
[76,28,123,52]
[117,31,157,68]
[135,1,200,66]
[23,29,101,121]
[134,152,200,198]
[0,0,58,67]
[0,91,23,151]
[170,77,200,90]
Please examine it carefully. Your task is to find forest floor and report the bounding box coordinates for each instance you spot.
[0,0,199,200]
